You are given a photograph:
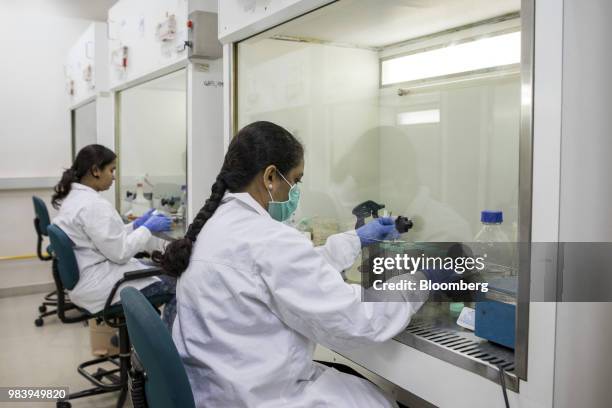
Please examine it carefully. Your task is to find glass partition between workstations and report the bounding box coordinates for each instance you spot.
[235,0,529,387]
[71,100,97,159]
[115,68,187,224]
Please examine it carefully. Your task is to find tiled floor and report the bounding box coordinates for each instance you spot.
[0,293,131,408]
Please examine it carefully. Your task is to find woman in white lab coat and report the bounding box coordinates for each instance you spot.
[160,122,426,407]
[51,144,177,329]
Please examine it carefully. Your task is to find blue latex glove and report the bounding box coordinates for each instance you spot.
[356,217,400,247]
[142,214,172,233]
[133,208,155,229]
[421,268,463,285]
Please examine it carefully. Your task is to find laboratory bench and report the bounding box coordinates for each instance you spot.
[153,220,187,242]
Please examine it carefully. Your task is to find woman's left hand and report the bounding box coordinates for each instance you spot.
[356,217,400,247]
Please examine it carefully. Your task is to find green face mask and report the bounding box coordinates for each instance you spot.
[267,171,300,222]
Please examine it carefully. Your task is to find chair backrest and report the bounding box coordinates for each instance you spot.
[32,196,51,237]
[120,287,195,408]
[47,224,80,290]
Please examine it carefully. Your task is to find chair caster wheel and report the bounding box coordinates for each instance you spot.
[57,401,71,407]
[39,305,47,313]
[34,318,44,327]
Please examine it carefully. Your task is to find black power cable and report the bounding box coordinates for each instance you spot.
[497,364,510,408]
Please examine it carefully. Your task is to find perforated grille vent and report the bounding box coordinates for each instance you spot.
[404,322,515,372]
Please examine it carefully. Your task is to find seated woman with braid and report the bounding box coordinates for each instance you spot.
[159,121,426,408]
[52,144,177,330]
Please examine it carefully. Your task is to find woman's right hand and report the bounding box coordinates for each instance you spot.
[143,214,172,232]
[133,208,155,229]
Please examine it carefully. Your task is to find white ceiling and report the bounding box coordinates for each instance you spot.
[266,0,520,48]
[0,0,117,21]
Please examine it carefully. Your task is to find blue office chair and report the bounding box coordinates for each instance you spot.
[120,287,195,408]
[32,196,52,260]
[119,289,377,408]
[47,224,173,408]
[32,196,67,326]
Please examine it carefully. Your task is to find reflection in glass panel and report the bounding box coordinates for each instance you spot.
[236,0,523,353]
[117,69,186,220]
[73,100,97,158]
[237,1,520,245]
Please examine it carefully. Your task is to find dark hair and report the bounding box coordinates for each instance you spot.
[159,121,304,277]
[52,144,116,209]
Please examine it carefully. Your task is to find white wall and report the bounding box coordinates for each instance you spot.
[0,3,107,286]
[0,12,91,178]
[553,0,612,406]
[0,189,59,291]
[73,100,98,155]
[0,190,58,258]
[0,0,116,21]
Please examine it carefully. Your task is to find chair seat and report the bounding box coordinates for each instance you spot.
[78,294,174,320]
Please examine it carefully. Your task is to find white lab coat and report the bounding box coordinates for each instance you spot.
[53,183,163,313]
[173,192,426,408]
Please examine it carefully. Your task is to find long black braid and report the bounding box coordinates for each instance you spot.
[159,121,303,277]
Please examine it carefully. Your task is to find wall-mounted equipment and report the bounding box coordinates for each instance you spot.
[111,45,129,74]
[156,13,177,42]
[66,78,75,96]
[82,64,94,89]
[187,11,223,60]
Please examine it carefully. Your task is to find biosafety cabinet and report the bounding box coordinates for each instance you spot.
[219,1,612,407]
[108,0,223,227]
[65,23,112,160]
[65,22,114,203]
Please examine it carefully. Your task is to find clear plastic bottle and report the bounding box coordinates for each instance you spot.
[122,190,134,217]
[131,182,152,217]
[474,210,513,276]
